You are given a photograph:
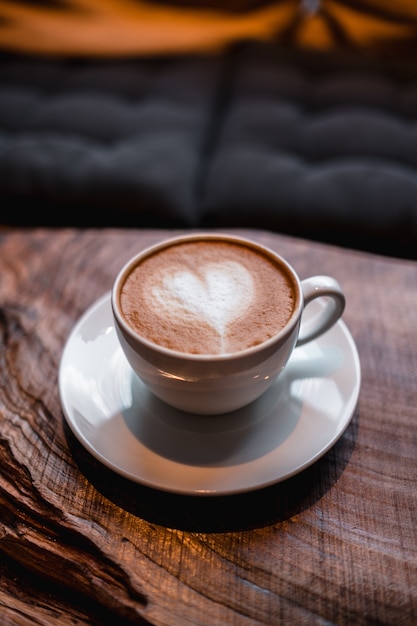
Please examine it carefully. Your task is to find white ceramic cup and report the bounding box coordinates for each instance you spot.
[111,233,345,415]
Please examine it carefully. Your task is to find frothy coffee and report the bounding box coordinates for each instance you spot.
[119,239,295,355]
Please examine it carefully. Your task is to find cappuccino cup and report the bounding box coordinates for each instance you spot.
[111,233,345,414]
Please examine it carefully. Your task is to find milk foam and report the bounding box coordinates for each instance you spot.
[120,239,295,355]
[151,261,254,351]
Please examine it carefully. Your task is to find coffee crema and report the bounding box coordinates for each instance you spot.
[119,240,295,355]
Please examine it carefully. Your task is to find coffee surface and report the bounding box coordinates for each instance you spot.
[119,240,295,354]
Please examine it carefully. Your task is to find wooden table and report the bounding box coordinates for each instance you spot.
[0,227,416,626]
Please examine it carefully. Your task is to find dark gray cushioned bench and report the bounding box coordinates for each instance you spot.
[1,43,417,258]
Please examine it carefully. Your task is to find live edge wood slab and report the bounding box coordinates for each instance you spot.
[0,227,416,626]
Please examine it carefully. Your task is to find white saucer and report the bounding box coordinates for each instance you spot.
[59,292,361,496]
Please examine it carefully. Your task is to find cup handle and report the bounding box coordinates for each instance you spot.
[296,276,346,347]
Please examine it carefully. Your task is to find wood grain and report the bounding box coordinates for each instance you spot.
[0,227,416,625]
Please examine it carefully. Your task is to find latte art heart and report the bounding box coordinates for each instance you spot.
[119,239,295,355]
[151,261,254,342]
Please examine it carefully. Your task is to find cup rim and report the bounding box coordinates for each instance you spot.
[111,232,303,362]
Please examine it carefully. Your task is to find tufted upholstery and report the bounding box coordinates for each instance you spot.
[200,44,417,256]
[0,54,222,227]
